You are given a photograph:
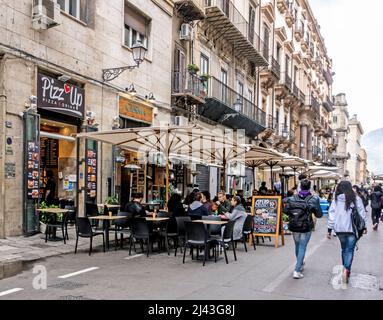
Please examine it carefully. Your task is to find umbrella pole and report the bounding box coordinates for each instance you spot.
[253,167,257,192]
[281,167,285,198]
[166,160,169,204]
[293,168,297,188]
[270,164,274,192]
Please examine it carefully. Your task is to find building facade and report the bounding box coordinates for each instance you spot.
[346,114,364,186]
[332,93,350,178]
[0,0,174,237]
[359,148,368,186]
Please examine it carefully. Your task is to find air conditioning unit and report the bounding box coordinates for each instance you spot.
[32,0,61,30]
[180,23,193,41]
[174,116,188,126]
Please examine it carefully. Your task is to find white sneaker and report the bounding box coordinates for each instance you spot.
[293,271,304,279]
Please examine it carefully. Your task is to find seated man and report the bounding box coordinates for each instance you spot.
[125,193,146,218]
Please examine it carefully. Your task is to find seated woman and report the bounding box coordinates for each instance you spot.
[187,192,209,217]
[167,193,185,217]
[223,196,247,241]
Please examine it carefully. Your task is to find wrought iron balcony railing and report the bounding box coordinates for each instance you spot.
[267,114,278,131]
[172,70,206,100]
[270,57,281,79]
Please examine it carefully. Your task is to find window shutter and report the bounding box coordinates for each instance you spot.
[125,6,147,35]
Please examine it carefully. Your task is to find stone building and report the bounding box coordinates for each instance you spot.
[0,0,173,237]
[346,114,364,186]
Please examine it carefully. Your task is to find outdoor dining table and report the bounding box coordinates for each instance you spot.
[36,208,71,241]
[192,220,228,225]
[88,215,128,250]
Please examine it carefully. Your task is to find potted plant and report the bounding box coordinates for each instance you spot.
[187,64,200,75]
[38,202,60,234]
[105,195,119,205]
[282,213,290,234]
[199,73,211,82]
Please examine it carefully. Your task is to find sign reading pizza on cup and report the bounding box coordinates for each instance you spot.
[37,73,85,119]
[252,196,285,248]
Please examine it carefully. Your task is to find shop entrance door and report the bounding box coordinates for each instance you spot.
[23,111,41,235]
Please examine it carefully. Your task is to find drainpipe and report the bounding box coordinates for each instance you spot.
[0,56,7,238]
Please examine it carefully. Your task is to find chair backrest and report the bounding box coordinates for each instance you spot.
[189,214,202,221]
[202,215,221,235]
[131,218,150,237]
[166,217,177,234]
[114,211,133,228]
[86,202,99,216]
[65,205,76,221]
[242,214,253,232]
[175,216,191,236]
[185,221,207,242]
[76,217,93,235]
[157,211,169,218]
[222,220,235,241]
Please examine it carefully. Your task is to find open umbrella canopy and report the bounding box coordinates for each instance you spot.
[77,125,244,165]
[245,146,284,168]
[309,170,342,180]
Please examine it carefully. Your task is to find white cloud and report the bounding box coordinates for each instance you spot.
[310,0,383,135]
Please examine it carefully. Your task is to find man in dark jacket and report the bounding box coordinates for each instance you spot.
[284,179,323,279]
[125,193,146,218]
[188,192,209,218]
[370,185,383,230]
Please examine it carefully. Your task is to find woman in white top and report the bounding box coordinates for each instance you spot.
[328,181,367,283]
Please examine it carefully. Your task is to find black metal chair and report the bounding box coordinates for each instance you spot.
[64,205,76,240]
[202,216,222,237]
[129,218,157,257]
[45,212,67,244]
[104,205,119,216]
[189,215,202,221]
[241,214,256,252]
[110,211,133,250]
[86,202,101,229]
[174,216,191,257]
[183,221,217,266]
[215,221,237,264]
[75,217,105,256]
[159,217,178,255]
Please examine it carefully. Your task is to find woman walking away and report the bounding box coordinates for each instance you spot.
[328,181,367,284]
[370,185,383,231]
[284,179,323,279]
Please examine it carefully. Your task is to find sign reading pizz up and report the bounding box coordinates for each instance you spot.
[37,73,85,119]
[252,196,285,248]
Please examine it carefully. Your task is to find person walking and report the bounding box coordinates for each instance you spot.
[370,185,383,231]
[284,179,323,279]
[327,181,367,284]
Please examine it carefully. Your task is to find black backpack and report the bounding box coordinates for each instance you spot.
[351,204,366,240]
[287,196,313,233]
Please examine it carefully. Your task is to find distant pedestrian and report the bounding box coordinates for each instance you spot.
[370,185,383,231]
[353,185,368,211]
[284,179,323,279]
[327,181,367,284]
[259,182,268,195]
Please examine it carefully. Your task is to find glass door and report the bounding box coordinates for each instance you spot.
[23,111,40,235]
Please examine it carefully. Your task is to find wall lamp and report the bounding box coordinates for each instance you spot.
[102,40,147,82]
[146,92,156,103]
[126,84,137,96]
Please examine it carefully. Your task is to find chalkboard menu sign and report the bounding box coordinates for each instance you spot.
[27,141,40,199]
[252,196,285,248]
[85,139,97,201]
[40,138,59,168]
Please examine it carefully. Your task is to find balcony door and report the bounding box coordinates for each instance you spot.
[220,69,228,105]
[174,48,186,93]
[222,0,230,17]
[200,54,209,95]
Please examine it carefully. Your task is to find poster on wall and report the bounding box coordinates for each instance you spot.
[27,141,40,199]
[85,139,98,202]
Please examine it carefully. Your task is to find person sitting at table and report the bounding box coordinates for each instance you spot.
[223,196,247,241]
[188,192,209,217]
[211,202,219,216]
[201,191,212,214]
[167,193,186,217]
[216,191,231,214]
[125,193,146,218]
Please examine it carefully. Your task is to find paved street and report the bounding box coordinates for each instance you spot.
[0,212,382,300]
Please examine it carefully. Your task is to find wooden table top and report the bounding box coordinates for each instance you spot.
[88,215,127,220]
[145,217,169,222]
[97,204,121,208]
[193,220,228,225]
[36,208,70,214]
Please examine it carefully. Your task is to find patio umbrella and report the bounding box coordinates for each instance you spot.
[77,124,244,202]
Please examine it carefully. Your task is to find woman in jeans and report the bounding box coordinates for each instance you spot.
[328,181,367,283]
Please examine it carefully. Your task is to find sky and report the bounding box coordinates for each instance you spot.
[310,0,383,135]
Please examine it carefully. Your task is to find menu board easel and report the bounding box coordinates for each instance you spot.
[251,196,285,248]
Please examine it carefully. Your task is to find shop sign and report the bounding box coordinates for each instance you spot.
[119,96,153,123]
[37,73,85,119]
[5,162,16,179]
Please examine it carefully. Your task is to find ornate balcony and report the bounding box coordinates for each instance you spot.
[172,70,206,106]
[198,76,266,137]
[294,20,304,42]
[285,3,294,28]
[323,95,334,113]
[174,0,206,21]
[204,0,268,66]
[277,0,288,14]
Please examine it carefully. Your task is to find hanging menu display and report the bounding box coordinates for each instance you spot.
[85,139,97,201]
[40,138,59,168]
[27,141,40,199]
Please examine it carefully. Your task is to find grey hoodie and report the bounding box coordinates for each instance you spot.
[328,194,367,233]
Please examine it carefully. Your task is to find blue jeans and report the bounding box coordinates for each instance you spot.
[337,233,357,272]
[293,232,312,272]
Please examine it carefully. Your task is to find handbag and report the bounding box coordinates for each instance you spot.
[351,204,366,240]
